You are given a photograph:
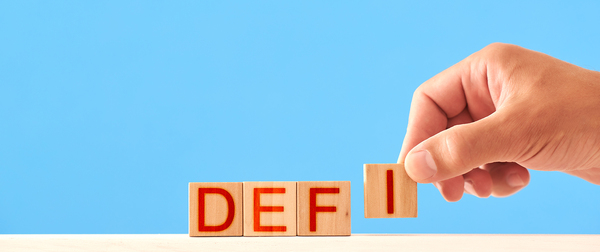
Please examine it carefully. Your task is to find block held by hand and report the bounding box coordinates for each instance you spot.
[363,163,417,218]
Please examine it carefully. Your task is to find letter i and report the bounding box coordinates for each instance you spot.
[386,169,394,214]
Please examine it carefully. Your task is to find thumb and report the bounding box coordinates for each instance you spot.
[404,112,517,183]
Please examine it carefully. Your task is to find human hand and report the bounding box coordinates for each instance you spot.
[399,43,600,201]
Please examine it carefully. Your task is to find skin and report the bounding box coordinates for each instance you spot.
[399,43,600,202]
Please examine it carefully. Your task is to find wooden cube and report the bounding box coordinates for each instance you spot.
[189,182,243,236]
[363,164,417,218]
[297,181,351,236]
[243,182,297,236]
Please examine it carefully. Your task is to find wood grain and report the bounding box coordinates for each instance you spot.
[189,182,243,236]
[364,163,417,218]
[3,234,599,252]
[243,182,297,236]
[297,181,351,236]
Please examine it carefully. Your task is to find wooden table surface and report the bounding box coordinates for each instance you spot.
[1,234,598,252]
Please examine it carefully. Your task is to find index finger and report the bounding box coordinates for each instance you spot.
[398,53,496,163]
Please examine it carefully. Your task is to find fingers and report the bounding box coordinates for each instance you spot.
[433,176,464,202]
[447,107,474,128]
[404,111,516,184]
[434,164,528,201]
[398,45,510,184]
[398,48,497,163]
[398,66,465,164]
[463,168,493,198]
[398,43,542,202]
[482,162,530,197]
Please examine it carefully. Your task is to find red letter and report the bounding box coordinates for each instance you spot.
[198,188,235,232]
[387,169,394,214]
[309,188,339,232]
[254,188,287,232]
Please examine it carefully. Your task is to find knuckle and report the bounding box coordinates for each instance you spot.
[413,84,425,98]
[487,43,527,62]
[442,125,473,169]
[482,42,514,53]
[477,42,524,87]
[480,43,516,62]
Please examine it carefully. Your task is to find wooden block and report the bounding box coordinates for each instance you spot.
[189,182,243,236]
[297,181,351,236]
[243,182,297,236]
[363,163,417,218]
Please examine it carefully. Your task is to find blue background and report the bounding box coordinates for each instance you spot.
[1,1,599,234]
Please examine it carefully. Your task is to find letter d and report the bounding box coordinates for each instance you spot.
[198,188,235,232]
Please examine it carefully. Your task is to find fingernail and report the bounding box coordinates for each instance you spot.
[464,179,477,196]
[406,150,437,180]
[507,173,525,187]
[433,182,441,189]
